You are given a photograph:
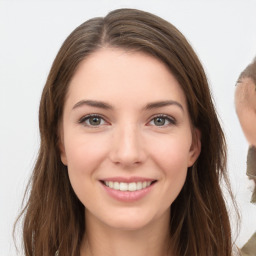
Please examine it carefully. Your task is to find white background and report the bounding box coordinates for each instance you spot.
[1,0,256,255]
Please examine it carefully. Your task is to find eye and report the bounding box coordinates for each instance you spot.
[79,114,107,127]
[148,115,175,127]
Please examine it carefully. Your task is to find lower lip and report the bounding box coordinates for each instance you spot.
[101,182,156,202]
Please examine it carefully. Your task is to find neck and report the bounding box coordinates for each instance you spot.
[80,210,172,256]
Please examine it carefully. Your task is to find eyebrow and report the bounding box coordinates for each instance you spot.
[143,100,184,112]
[72,99,184,112]
[72,100,113,110]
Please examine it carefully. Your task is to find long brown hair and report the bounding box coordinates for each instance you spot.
[15,8,236,256]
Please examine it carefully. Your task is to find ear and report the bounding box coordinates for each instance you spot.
[187,128,201,167]
[58,124,68,166]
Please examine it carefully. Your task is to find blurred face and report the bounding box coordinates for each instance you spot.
[235,78,256,146]
[60,48,201,231]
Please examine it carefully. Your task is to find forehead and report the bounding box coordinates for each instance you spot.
[66,48,188,110]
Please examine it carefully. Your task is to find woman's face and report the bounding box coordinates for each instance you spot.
[60,48,201,230]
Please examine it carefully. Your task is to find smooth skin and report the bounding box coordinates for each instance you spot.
[59,48,201,256]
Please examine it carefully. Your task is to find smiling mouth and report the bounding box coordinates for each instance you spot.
[101,180,157,192]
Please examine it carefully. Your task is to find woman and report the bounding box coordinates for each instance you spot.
[16,8,236,256]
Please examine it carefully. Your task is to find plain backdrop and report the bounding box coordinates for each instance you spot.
[1,0,256,255]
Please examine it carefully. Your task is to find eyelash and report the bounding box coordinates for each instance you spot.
[78,114,176,127]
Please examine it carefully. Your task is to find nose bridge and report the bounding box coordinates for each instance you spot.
[110,122,146,166]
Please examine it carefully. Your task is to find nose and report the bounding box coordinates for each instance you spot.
[109,124,147,167]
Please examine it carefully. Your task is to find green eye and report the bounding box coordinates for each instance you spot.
[88,116,102,126]
[153,117,166,126]
[79,115,107,127]
[149,115,175,127]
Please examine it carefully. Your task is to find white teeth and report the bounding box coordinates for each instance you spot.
[103,181,153,191]
[137,182,142,190]
[128,182,136,191]
[113,182,119,190]
[120,182,128,191]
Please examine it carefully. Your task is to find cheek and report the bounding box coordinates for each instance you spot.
[64,134,110,198]
[162,147,189,190]
[64,133,109,171]
[147,133,192,196]
[153,143,189,212]
[148,131,192,171]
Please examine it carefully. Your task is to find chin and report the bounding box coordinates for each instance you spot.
[102,207,170,232]
[107,219,151,231]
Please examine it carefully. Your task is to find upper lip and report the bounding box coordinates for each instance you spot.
[100,177,156,183]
